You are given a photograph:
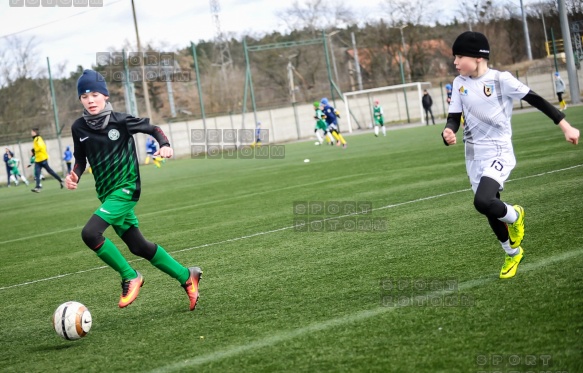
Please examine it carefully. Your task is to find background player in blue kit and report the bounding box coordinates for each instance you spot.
[145,135,161,168]
[320,98,347,148]
[445,83,452,105]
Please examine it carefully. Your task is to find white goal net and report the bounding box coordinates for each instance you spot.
[342,82,433,132]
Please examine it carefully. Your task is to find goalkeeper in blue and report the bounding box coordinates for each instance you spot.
[442,31,579,279]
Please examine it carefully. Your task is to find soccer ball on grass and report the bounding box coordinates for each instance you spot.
[52,301,92,340]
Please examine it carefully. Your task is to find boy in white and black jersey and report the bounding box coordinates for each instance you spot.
[442,31,579,279]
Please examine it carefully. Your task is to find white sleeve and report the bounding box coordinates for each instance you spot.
[499,71,530,100]
[448,78,463,114]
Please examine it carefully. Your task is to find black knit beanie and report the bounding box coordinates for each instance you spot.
[452,31,490,59]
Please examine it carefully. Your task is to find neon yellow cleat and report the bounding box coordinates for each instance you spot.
[507,205,525,249]
[500,247,524,279]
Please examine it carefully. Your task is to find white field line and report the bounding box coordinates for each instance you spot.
[148,248,583,373]
[0,164,580,292]
[0,173,374,246]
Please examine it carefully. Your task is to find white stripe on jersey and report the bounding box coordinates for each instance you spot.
[449,69,530,160]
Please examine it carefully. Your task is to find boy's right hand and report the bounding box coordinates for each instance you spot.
[65,172,78,190]
[442,128,457,145]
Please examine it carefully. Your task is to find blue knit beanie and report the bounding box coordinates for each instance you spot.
[77,69,109,98]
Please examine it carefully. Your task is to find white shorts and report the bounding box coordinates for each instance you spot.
[466,154,516,194]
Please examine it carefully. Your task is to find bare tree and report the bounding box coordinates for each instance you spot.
[563,0,583,14]
[381,0,436,26]
[521,1,555,60]
[530,0,556,14]
[0,36,41,86]
[380,0,440,81]
[456,0,497,32]
[276,0,355,34]
[0,48,9,88]
[357,22,403,86]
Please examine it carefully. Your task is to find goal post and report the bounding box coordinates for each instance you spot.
[343,82,432,132]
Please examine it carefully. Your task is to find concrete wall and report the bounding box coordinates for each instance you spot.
[1,69,581,185]
[343,69,582,130]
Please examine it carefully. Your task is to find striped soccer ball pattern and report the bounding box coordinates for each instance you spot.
[52,301,92,340]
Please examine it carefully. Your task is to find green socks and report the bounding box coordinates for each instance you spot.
[150,245,190,284]
[95,238,137,280]
[96,240,189,284]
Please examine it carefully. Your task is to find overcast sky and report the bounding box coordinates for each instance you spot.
[0,0,471,77]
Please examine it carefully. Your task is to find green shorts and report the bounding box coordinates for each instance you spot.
[315,121,327,131]
[94,188,139,237]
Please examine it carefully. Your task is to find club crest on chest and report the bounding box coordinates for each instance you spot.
[108,129,120,141]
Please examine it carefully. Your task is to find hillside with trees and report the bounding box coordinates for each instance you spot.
[0,0,581,143]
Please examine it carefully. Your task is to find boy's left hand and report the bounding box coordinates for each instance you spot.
[565,127,580,145]
[155,146,174,158]
[559,120,580,145]
[65,172,79,190]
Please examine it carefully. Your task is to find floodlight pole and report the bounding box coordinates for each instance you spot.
[519,0,533,60]
[539,10,549,56]
[122,49,138,117]
[242,38,259,128]
[399,27,407,62]
[440,82,446,119]
[164,57,177,119]
[398,52,411,123]
[391,25,410,82]
[551,28,559,73]
[558,0,581,104]
[46,57,65,177]
[191,42,208,134]
[351,32,363,91]
[327,30,341,85]
[322,30,336,105]
[287,59,301,139]
[131,0,153,120]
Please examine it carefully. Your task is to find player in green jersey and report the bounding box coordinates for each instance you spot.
[372,99,386,137]
[65,70,201,311]
[313,101,333,145]
[7,153,29,186]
